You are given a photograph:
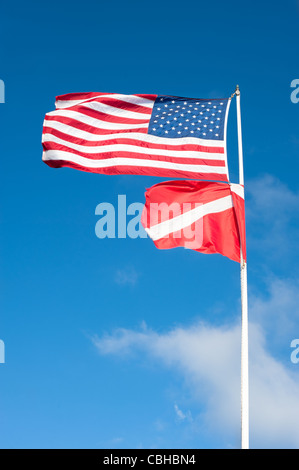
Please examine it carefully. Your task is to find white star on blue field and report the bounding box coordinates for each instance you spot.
[0,0,299,450]
[148,97,227,139]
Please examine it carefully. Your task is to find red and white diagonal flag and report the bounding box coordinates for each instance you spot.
[42,92,230,181]
[141,180,246,263]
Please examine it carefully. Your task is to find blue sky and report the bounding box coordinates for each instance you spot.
[0,0,299,449]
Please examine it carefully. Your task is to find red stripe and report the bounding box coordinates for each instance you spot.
[42,126,225,154]
[42,142,226,167]
[44,115,148,135]
[56,105,151,125]
[56,92,157,103]
[76,97,154,115]
[133,94,157,101]
[55,94,156,113]
[43,159,229,181]
[56,92,113,102]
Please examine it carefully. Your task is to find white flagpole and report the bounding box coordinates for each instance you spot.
[235,85,249,449]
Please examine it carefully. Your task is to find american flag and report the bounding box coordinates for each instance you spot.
[42,92,231,181]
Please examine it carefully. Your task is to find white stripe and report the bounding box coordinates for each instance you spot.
[55,94,155,109]
[43,133,227,161]
[46,110,149,131]
[81,101,151,120]
[42,150,228,174]
[43,119,226,148]
[230,183,244,199]
[146,195,233,241]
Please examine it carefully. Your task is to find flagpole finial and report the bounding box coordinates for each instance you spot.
[230,85,240,99]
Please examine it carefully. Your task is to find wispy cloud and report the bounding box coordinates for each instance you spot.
[91,175,299,448]
[114,266,139,287]
[250,277,299,353]
[92,304,299,448]
[247,174,299,218]
[174,404,193,422]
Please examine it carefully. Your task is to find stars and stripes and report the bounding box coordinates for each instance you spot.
[42,92,231,181]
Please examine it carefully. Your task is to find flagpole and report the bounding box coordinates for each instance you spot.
[235,85,249,449]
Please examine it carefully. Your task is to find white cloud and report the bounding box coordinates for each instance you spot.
[114,266,139,286]
[92,175,299,448]
[250,277,299,351]
[92,316,299,449]
[174,404,186,420]
[247,174,299,212]
[174,404,192,422]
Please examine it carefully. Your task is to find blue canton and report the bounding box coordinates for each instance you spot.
[148,96,228,140]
